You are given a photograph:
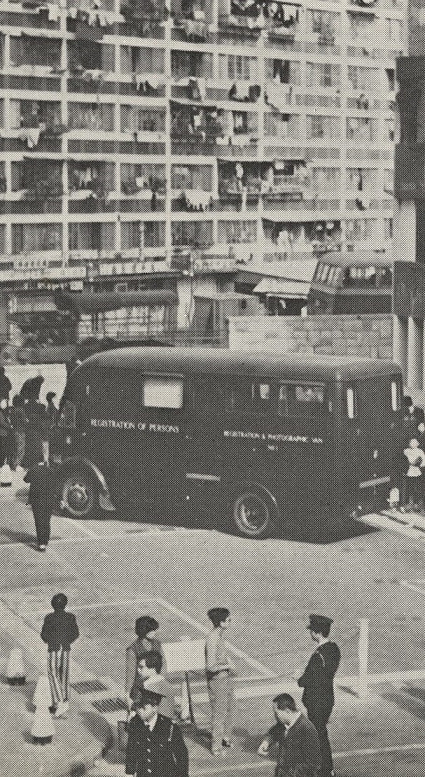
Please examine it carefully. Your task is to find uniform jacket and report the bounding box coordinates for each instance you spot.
[41,610,79,651]
[298,642,341,711]
[125,713,188,777]
[267,713,321,777]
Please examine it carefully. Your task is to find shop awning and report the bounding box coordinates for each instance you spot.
[253,278,310,298]
[56,290,178,314]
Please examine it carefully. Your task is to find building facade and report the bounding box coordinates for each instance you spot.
[393,0,425,389]
[0,0,405,295]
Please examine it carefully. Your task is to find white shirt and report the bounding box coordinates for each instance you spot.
[144,713,158,732]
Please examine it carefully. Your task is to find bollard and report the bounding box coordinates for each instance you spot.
[31,704,55,745]
[358,618,369,699]
[33,676,52,710]
[0,462,12,487]
[6,648,26,685]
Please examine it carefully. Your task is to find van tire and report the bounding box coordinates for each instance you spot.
[60,470,99,520]
[230,487,276,539]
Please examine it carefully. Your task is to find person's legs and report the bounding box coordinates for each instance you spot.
[47,650,64,709]
[207,675,227,753]
[223,676,235,745]
[15,431,25,469]
[34,510,50,548]
[307,706,334,777]
[60,649,71,703]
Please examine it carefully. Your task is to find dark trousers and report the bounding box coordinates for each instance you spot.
[405,476,421,507]
[307,705,333,777]
[32,506,52,546]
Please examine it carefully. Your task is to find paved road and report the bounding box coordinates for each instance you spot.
[2,472,425,776]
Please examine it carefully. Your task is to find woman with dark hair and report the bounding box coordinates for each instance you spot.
[125,615,164,706]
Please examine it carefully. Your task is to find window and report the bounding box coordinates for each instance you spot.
[225,381,273,414]
[278,383,326,417]
[143,377,184,409]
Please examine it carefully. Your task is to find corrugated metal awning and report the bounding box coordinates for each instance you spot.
[253,278,310,297]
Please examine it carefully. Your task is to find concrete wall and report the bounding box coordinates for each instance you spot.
[228,314,393,360]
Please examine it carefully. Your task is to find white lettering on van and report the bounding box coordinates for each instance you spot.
[148,423,179,434]
[91,418,135,430]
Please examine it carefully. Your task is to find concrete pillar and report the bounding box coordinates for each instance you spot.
[422,321,425,393]
[407,317,423,390]
[393,315,408,380]
[395,200,416,262]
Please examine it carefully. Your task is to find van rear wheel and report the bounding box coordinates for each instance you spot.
[61,471,98,520]
[231,489,275,539]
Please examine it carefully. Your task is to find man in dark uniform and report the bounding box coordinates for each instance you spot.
[125,688,188,777]
[298,615,341,777]
[24,458,58,551]
[258,692,321,777]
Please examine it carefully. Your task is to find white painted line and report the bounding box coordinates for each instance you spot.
[400,579,425,596]
[191,743,425,775]
[155,596,276,678]
[0,527,208,550]
[20,597,157,616]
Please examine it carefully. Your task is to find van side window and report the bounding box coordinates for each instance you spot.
[346,386,357,419]
[391,380,401,412]
[226,380,272,414]
[143,377,184,409]
[279,383,326,417]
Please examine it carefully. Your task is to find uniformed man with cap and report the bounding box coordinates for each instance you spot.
[297,615,341,777]
[125,688,188,777]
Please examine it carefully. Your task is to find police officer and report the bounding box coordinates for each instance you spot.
[125,688,188,777]
[297,615,340,777]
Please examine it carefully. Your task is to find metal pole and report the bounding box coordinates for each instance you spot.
[358,618,369,699]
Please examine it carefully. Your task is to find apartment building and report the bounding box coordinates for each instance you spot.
[0,0,406,293]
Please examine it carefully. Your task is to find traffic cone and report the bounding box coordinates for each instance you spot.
[6,648,26,685]
[31,702,55,745]
[33,675,52,710]
[0,462,12,487]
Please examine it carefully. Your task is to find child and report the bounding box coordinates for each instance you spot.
[402,438,425,512]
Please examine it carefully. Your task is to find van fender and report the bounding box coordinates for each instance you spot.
[227,480,281,521]
[58,456,116,511]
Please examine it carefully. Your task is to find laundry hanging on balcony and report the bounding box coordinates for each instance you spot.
[184,190,212,211]
[189,77,206,101]
[19,127,42,148]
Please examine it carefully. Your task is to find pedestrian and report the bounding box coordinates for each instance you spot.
[297,615,340,777]
[258,692,321,777]
[205,607,236,756]
[9,394,27,470]
[46,391,59,429]
[40,593,79,718]
[130,651,175,719]
[20,374,44,401]
[24,456,58,551]
[0,366,11,403]
[0,398,12,467]
[23,395,48,469]
[125,688,188,777]
[401,437,425,512]
[125,616,164,705]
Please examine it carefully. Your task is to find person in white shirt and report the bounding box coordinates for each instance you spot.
[402,438,425,512]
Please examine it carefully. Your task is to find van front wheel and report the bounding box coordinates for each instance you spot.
[231,489,275,539]
[61,471,98,520]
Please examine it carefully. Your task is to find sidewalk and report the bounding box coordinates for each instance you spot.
[0,622,110,777]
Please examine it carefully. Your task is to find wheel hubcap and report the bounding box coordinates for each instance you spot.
[237,494,268,533]
[68,483,89,511]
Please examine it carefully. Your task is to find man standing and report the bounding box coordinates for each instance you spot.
[258,692,321,777]
[125,688,188,777]
[205,607,236,755]
[40,593,79,718]
[297,615,341,777]
[24,458,57,551]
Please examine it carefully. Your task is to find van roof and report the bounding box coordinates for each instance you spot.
[74,347,401,382]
